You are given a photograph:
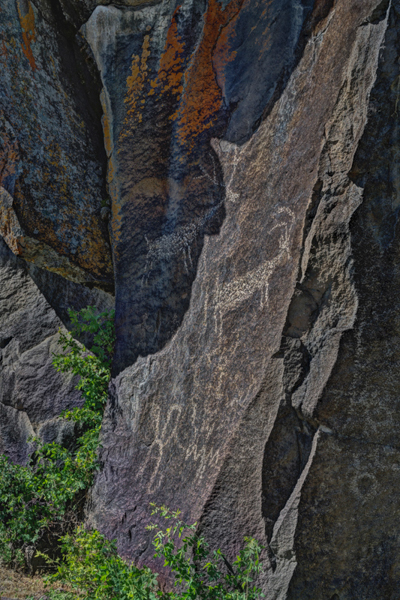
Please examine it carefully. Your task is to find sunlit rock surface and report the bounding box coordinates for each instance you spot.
[2,0,400,597]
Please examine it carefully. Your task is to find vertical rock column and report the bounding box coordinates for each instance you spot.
[83,0,316,374]
[88,5,391,600]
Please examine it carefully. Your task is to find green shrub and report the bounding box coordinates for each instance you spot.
[0,307,115,568]
[45,526,159,600]
[148,505,263,600]
[45,506,264,600]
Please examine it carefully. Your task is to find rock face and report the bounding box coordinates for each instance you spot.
[2,0,400,597]
[0,0,113,290]
[82,0,320,373]
[0,235,114,463]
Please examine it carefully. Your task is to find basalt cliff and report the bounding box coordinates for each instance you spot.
[1,0,400,597]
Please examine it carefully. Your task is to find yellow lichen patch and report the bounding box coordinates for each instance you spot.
[120,34,151,138]
[11,166,113,281]
[175,0,244,153]
[75,213,114,276]
[0,185,107,283]
[17,0,37,71]
[17,236,92,283]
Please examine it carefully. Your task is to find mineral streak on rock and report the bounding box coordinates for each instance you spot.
[0,0,113,290]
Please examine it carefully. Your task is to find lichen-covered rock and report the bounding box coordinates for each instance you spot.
[0,0,113,290]
[82,0,320,373]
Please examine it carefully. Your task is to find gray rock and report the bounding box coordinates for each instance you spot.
[0,235,113,464]
[87,1,400,598]
[0,0,113,290]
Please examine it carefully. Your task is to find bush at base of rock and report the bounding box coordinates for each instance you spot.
[44,508,263,600]
[0,307,114,568]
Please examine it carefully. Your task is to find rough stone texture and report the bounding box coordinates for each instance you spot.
[87,0,399,596]
[0,236,114,464]
[0,0,113,290]
[287,4,400,597]
[2,0,400,597]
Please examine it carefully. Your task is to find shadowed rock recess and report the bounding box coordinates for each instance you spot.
[1,0,400,596]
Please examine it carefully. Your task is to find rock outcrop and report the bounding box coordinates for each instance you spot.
[0,0,113,290]
[2,0,400,597]
[0,235,114,463]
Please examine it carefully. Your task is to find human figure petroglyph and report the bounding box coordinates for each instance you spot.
[143,403,182,494]
[213,141,241,205]
[141,400,221,493]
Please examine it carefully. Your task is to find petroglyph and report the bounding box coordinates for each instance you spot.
[213,139,241,204]
[138,394,220,494]
[142,145,240,281]
[143,201,223,278]
[143,222,197,276]
[141,401,221,494]
[214,207,295,335]
[142,403,182,493]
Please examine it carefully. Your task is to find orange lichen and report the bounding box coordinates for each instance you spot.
[155,7,185,98]
[119,7,187,146]
[110,0,247,250]
[119,5,195,149]
[17,1,37,71]
[175,0,244,153]
[117,0,246,155]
